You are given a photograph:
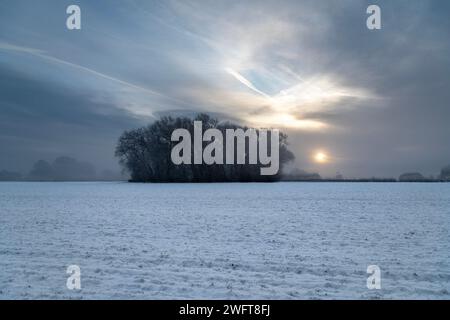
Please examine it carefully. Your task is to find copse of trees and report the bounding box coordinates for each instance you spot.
[115,114,295,182]
[28,156,96,181]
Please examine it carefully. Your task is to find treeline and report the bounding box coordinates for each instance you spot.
[398,170,450,182]
[0,157,122,181]
[115,114,295,182]
[281,168,450,182]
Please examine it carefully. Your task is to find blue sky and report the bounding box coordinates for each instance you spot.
[1,0,450,177]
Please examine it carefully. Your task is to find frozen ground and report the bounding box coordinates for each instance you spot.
[0,182,449,299]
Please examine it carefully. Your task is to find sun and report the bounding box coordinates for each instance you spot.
[314,151,328,164]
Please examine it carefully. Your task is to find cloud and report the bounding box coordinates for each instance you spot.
[146,0,379,130]
[0,41,186,107]
[0,42,44,54]
[225,68,270,98]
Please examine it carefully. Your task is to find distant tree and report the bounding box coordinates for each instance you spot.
[51,156,95,181]
[115,114,295,182]
[29,160,54,180]
[398,172,425,182]
[440,165,450,181]
[28,157,96,181]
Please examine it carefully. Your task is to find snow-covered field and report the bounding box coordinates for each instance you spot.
[0,182,449,299]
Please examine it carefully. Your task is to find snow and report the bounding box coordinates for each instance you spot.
[0,182,449,299]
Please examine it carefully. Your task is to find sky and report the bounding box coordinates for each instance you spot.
[0,0,449,178]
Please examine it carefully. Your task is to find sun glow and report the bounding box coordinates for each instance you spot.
[314,151,329,164]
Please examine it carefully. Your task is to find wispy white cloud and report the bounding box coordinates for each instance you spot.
[225,68,271,98]
[0,42,44,54]
[0,41,188,107]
